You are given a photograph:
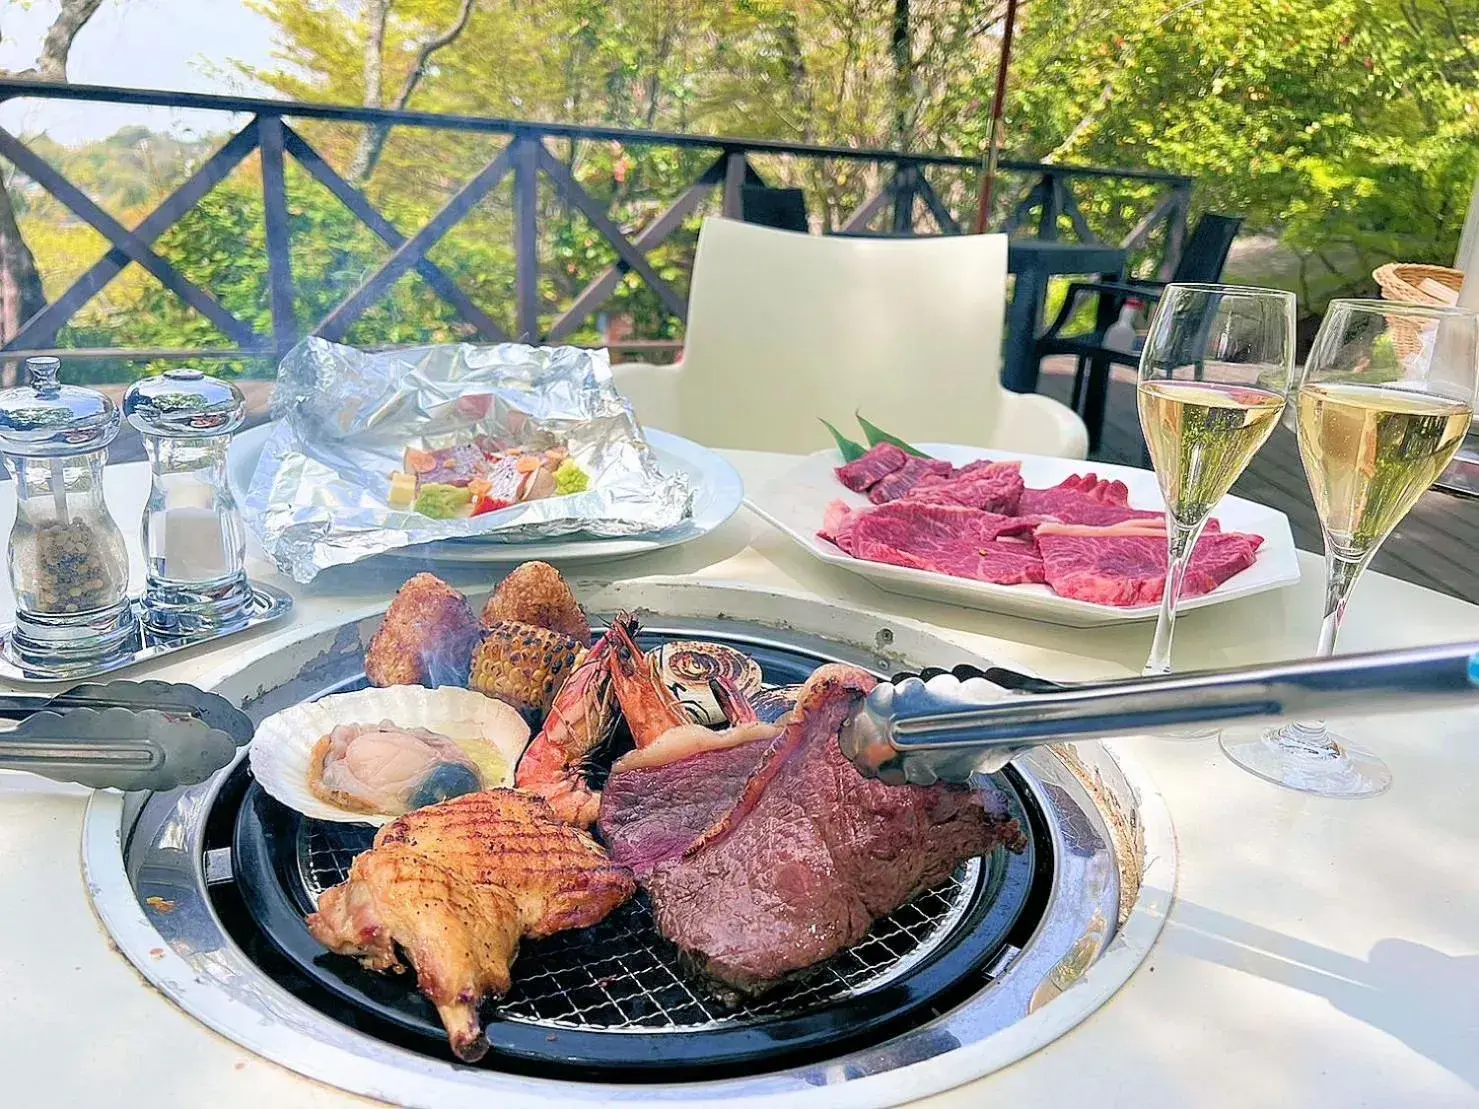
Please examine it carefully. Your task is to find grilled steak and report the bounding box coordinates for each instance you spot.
[598,664,1026,998]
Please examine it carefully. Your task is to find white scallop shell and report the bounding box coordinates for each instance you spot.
[249,685,531,825]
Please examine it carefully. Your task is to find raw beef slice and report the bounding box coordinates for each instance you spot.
[905,460,1025,514]
[1019,472,1164,528]
[1038,527,1263,606]
[847,502,1044,584]
[835,443,909,492]
[867,456,955,503]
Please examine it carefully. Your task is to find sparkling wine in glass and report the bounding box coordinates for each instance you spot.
[1219,299,1478,797]
[1137,284,1297,680]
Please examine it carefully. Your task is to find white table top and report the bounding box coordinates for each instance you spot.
[3,453,1478,1109]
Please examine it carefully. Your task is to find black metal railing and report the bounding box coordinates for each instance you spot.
[0,81,1192,365]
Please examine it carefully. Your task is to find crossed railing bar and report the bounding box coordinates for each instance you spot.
[0,80,1193,363]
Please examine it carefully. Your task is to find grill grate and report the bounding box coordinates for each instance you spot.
[297,820,983,1033]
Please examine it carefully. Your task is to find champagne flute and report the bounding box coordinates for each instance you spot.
[1220,300,1478,797]
[1138,284,1297,681]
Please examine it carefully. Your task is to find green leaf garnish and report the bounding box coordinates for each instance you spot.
[855,411,931,458]
[820,417,867,461]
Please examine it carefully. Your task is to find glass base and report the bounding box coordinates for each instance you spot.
[143,573,252,636]
[11,599,137,664]
[1219,723,1392,799]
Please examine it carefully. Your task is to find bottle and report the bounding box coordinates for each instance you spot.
[124,369,251,636]
[1103,301,1141,353]
[0,356,136,664]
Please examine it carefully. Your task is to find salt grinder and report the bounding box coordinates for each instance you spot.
[0,356,135,664]
[123,369,251,635]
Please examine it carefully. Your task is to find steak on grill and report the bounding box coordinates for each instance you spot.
[597,664,1026,998]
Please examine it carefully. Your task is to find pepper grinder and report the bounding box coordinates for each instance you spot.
[123,368,251,636]
[0,356,136,664]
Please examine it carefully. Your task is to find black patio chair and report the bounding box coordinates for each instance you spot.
[741,185,809,233]
[1034,213,1244,452]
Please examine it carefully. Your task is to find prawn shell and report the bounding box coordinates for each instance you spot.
[249,685,531,825]
[647,641,763,726]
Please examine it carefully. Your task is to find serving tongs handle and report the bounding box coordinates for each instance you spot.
[840,642,1479,785]
[0,680,252,791]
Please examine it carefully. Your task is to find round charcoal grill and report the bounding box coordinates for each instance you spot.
[227,629,1046,1079]
[86,581,1172,1108]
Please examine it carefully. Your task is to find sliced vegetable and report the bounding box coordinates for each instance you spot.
[404,446,437,474]
[413,483,473,519]
[387,471,417,510]
[553,458,590,496]
[470,493,512,516]
[855,411,931,458]
[820,418,867,462]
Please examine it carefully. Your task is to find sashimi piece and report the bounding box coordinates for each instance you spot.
[1038,527,1263,607]
[835,443,908,492]
[868,456,955,503]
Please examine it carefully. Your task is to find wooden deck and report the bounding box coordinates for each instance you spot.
[1036,358,1478,603]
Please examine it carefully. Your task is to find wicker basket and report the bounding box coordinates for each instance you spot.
[1372,262,1464,359]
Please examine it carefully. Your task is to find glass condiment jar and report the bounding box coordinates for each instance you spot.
[0,356,135,661]
[124,368,251,635]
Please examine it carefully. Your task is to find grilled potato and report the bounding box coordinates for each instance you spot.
[365,573,480,687]
[479,561,590,644]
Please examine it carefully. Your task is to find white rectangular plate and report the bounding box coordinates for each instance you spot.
[745,444,1301,628]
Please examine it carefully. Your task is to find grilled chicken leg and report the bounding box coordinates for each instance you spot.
[310,843,521,1060]
[307,790,635,1061]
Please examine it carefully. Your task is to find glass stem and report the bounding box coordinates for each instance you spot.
[1280,551,1366,757]
[1143,517,1208,677]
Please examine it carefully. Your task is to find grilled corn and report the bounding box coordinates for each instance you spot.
[470,620,585,717]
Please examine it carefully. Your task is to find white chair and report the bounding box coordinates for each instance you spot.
[612,218,1088,458]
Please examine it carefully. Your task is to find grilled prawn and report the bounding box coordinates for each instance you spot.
[607,617,692,746]
[514,614,631,826]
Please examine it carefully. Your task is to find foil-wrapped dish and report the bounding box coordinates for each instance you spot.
[244,340,692,582]
[251,560,1026,1062]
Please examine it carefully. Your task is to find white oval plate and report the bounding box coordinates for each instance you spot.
[228,421,744,566]
[745,443,1301,628]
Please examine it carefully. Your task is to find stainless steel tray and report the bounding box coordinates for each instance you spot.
[0,582,293,684]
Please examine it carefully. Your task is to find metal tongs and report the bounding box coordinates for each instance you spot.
[840,641,1479,785]
[0,680,251,791]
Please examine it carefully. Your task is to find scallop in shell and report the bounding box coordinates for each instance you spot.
[250,685,531,825]
[646,640,763,725]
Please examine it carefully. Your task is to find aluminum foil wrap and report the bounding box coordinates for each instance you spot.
[244,339,692,582]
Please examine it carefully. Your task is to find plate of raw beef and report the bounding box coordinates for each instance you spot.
[746,443,1300,628]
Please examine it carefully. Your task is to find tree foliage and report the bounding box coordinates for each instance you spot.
[5,0,1476,380]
